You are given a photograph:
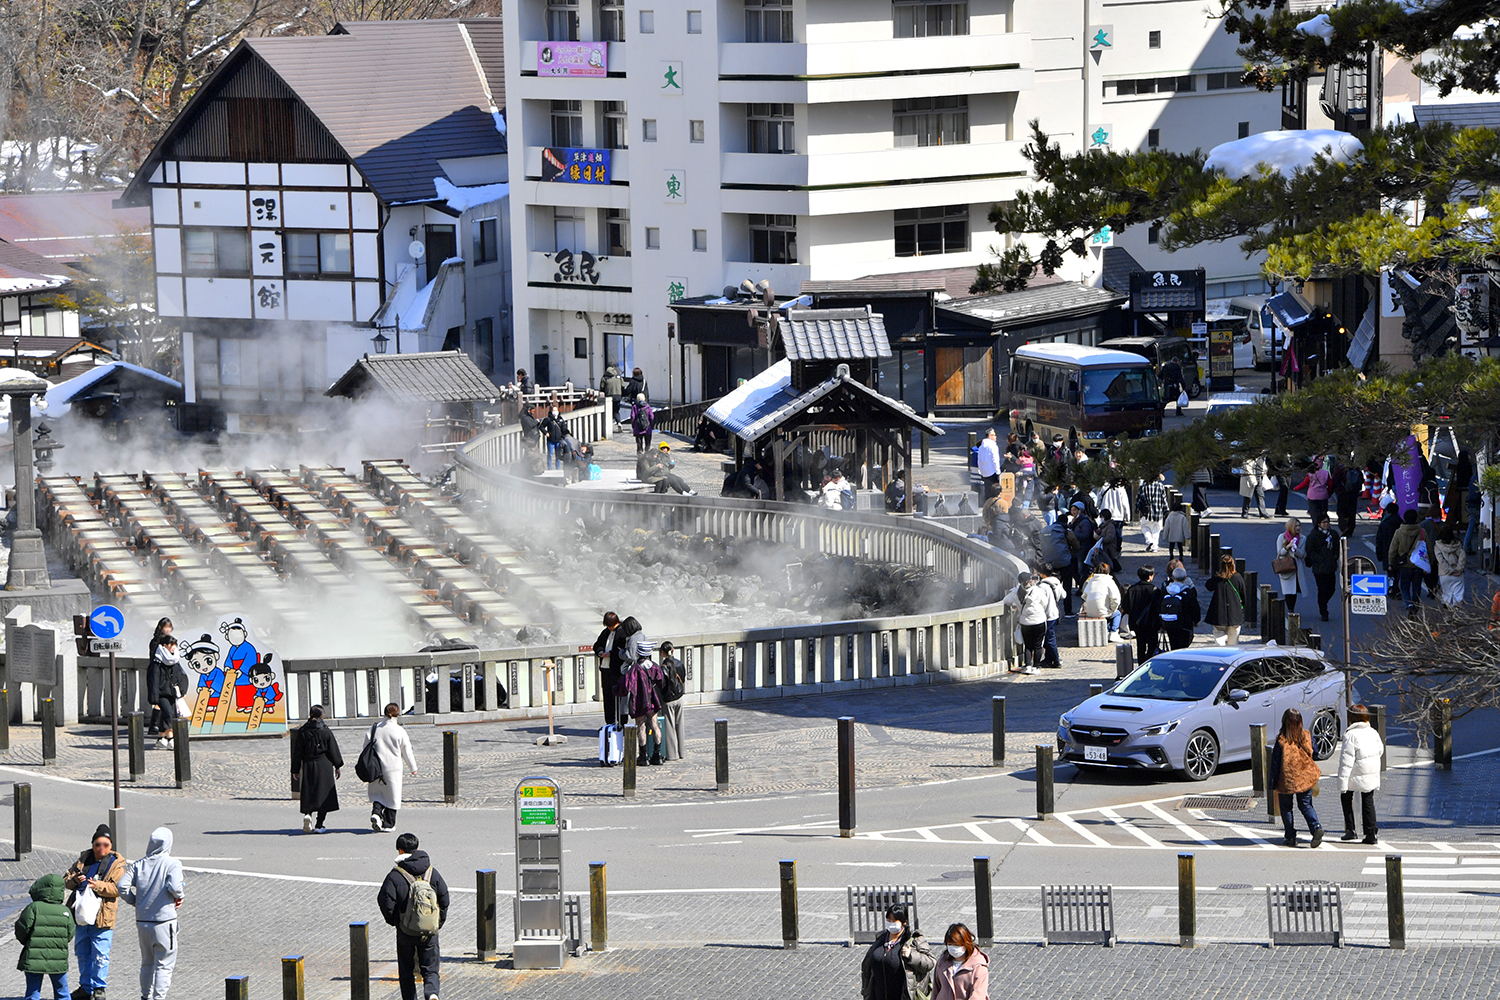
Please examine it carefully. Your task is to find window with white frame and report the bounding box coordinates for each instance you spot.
[606,209,630,256]
[747,103,795,153]
[894,205,968,256]
[554,207,585,252]
[893,96,968,147]
[183,228,250,274]
[551,100,583,147]
[744,0,792,42]
[642,118,658,142]
[602,101,629,149]
[645,227,661,249]
[547,0,579,40]
[689,119,705,142]
[598,0,625,40]
[473,218,499,264]
[893,0,967,37]
[285,231,352,275]
[749,214,796,264]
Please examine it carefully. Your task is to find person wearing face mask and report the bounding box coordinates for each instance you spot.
[932,923,988,1000]
[860,905,934,1000]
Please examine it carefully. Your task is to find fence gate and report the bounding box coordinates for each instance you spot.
[1041,884,1115,946]
[1266,884,1343,947]
[847,885,918,947]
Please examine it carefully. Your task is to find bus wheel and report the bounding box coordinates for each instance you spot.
[1068,427,1079,450]
[1024,420,1035,440]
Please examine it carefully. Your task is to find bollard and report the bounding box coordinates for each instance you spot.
[1115,644,1134,679]
[281,955,304,1000]
[714,719,729,792]
[973,856,994,947]
[991,696,1005,766]
[349,922,369,1000]
[621,723,638,797]
[1249,723,1267,796]
[290,735,301,799]
[967,431,978,454]
[226,976,249,1000]
[1385,855,1406,950]
[128,712,145,782]
[1089,683,1104,698]
[1370,703,1388,771]
[1267,739,1280,821]
[920,432,929,467]
[1287,611,1301,646]
[589,862,608,953]
[1234,557,1246,577]
[13,782,30,859]
[1308,632,1321,651]
[1178,853,1196,948]
[443,730,458,803]
[41,698,56,764]
[1433,699,1452,770]
[109,807,126,861]
[1258,583,1272,636]
[476,869,496,960]
[1189,511,1200,559]
[173,717,191,788]
[838,716,856,837]
[1035,745,1054,820]
[1209,534,1222,577]
[1267,594,1285,644]
[1245,571,1259,623]
[0,684,8,751]
[1196,525,1210,572]
[779,859,799,950]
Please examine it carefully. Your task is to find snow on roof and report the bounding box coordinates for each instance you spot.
[706,359,793,427]
[1205,129,1364,179]
[433,176,509,213]
[1295,13,1334,43]
[46,360,180,406]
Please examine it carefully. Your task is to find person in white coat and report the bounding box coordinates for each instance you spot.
[1080,561,1126,643]
[1338,704,1384,844]
[365,703,418,832]
[1003,572,1057,674]
[1274,517,1306,613]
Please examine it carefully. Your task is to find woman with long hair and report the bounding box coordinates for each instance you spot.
[932,922,988,1000]
[1203,554,1247,645]
[1272,708,1324,848]
[1274,516,1306,613]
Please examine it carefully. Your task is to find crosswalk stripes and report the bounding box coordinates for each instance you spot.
[1362,853,1500,889]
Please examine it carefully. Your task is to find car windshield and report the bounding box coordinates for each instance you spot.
[1082,366,1157,408]
[1112,658,1231,702]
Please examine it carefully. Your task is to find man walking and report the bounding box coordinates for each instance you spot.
[63,825,126,1000]
[1135,472,1170,552]
[1124,566,1162,663]
[116,829,184,1000]
[976,428,1001,502]
[378,833,450,1000]
[600,366,625,430]
[1305,513,1341,622]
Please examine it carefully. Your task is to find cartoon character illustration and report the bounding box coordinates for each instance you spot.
[185,634,223,729]
[238,659,281,713]
[587,47,604,69]
[221,618,261,713]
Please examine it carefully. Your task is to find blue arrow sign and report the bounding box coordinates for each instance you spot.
[89,604,125,640]
[1350,574,1387,597]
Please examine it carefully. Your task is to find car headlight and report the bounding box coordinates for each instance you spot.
[1059,712,1073,729]
[1141,428,1159,436]
[1083,431,1106,440]
[1139,720,1180,736]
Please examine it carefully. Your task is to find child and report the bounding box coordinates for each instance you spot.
[237,660,282,713]
[15,874,72,1000]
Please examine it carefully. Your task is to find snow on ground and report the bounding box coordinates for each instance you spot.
[1205,129,1364,179]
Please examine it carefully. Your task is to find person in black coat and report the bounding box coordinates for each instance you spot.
[1124,566,1161,663]
[592,612,630,727]
[291,706,343,833]
[377,833,450,1000]
[1157,567,1201,650]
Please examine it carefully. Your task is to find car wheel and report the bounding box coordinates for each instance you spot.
[1187,379,1205,399]
[1179,729,1219,781]
[1310,710,1339,761]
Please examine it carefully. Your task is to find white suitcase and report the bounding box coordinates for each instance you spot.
[598,724,624,766]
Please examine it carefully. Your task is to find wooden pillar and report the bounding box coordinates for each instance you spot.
[902,430,914,513]
[772,436,786,502]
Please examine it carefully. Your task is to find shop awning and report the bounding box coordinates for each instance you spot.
[1266,290,1313,329]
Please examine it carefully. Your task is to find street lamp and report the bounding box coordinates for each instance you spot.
[371,330,389,355]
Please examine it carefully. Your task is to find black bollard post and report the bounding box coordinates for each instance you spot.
[1287,611,1301,646]
[1189,511,1200,560]
[1267,594,1284,644]
[838,717,856,837]
[1245,571,1259,624]
[1234,557,1246,577]
[0,682,9,751]
[779,859,799,950]
[173,717,191,788]
[1249,723,1267,796]
[1308,632,1322,651]
[13,782,30,859]
[349,922,369,1000]
[226,976,249,1000]
[1370,703,1388,771]
[991,696,1005,766]
[443,731,458,803]
[1089,683,1104,698]
[589,862,608,953]
[1178,853,1196,948]
[1208,534,1222,577]
[714,719,729,792]
[1115,644,1134,679]
[476,869,496,959]
[973,856,994,947]
[1258,583,1272,636]
[1386,855,1405,950]
[281,955,304,1000]
[1035,745,1054,820]
[128,713,145,782]
[41,698,56,764]
[621,723,637,797]
[290,735,301,799]
[1433,699,1452,770]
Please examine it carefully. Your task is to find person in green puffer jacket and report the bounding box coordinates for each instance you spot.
[16,874,73,1000]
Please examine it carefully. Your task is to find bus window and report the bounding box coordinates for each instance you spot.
[1082,367,1156,407]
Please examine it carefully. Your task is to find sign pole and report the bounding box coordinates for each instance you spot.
[109,652,121,808]
[1341,535,1352,710]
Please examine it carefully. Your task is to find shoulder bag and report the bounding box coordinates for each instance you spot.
[355,723,384,783]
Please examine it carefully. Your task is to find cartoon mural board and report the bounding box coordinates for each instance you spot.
[184,616,286,734]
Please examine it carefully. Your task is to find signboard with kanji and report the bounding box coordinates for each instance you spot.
[541,147,611,184]
[537,41,607,77]
[1129,268,1206,313]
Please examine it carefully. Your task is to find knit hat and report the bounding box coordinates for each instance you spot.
[92,824,113,845]
[1172,567,1187,581]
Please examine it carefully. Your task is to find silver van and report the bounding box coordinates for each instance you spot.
[1228,295,1276,368]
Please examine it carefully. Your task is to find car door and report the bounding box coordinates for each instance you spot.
[1214,659,1279,758]
[1270,654,1334,718]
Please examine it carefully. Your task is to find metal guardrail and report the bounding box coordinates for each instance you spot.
[847,885,918,948]
[1041,885,1116,947]
[651,398,719,437]
[565,894,584,956]
[1266,884,1343,947]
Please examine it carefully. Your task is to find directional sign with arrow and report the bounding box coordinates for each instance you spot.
[1350,574,1387,597]
[88,604,126,640]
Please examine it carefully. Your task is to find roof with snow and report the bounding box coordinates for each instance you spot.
[1205,129,1364,179]
[0,239,71,295]
[47,361,181,405]
[122,18,506,209]
[938,281,1127,331]
[705,359,940,444]
[326,350,499,404]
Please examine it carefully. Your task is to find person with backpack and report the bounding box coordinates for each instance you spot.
[656,641,687,761]
[63,824,126,1000]
[377,833,450,1000]
[291,705,343,834]
[116,828,184,1000]
[1003,571,1056,674]
[1037,568,1066,667]
[619,636,665,766]
[15,875,72,1000]
[600,366,625,429]
[860,904,934,1000]
[629,393,655,452]
[1157,566,1201,650]
[363,704,418,832]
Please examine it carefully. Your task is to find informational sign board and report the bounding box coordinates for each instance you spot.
[514,776,566,970]
[1208,327,1235,389]
[1350,595,1387,616]
[541,147,611,184]
[519,782,558,826]
[9,624,58,686]
[1350,574,1387,615]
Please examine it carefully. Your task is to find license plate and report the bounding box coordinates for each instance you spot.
[1084,745,1108,763]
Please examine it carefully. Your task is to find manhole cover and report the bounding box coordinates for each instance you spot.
[1218,883,1254,890]
[934,870,973,882]
[1182,796,1254,811]
[1338,880,1379,889]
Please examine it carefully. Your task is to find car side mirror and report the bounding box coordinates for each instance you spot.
[1227,688,1249,705]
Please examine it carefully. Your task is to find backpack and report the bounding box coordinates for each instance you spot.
[659,659,685,703]
[355,724,383,783]
[1159,590,1184,624]
[397,867,442,936]
[632,405,652,433]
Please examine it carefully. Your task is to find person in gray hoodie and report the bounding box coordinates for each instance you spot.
[116,828,184,1000]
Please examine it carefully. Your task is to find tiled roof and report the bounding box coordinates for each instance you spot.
[1100,246,1146,295]
[1410,102,1500,129]
[706,359,940,443]
[939,281,1127,328]
[777,308,892,361]
[325,350,500,403]
[0,192,150,262]
[0,239,71,294]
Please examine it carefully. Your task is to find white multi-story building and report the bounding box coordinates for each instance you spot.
[504,0,1109,398]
